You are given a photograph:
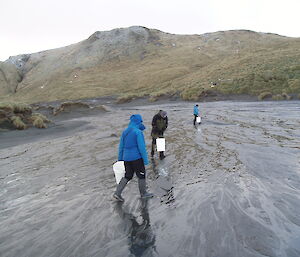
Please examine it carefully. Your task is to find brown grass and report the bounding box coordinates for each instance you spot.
[282,93,292,100]
[0,102,51,130]
[31,113,51,123]
[13,103,32,114]
[0,102,14,112]
[33,117,47,128]
[1,29,300,103]
[116,93,146,104]
[272,94,285,101]
[258,92,272,100]
[11,116,26,130]
[0,102,32,113]
[53,102,90,115]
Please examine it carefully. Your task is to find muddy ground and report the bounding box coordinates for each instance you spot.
[0,100,300,257]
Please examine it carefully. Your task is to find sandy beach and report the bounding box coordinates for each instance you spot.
[0,100,300,257]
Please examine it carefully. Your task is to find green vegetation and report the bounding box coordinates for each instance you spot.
[31,113,51,123]
[13,103,32,113]
[148,89,170,102]
[272,94,285,101]
[30,113,50,128]
[0,102,33,114]
[32,117,46,128]
[11,116,27,130]
[180,87,201,101]
[53,102,91,115]
[116,92,146,103]
[0,102,51,130]
[0,61,21,95]
[258,92,272,101]
[1,29,299,103]
[282,93,292,100]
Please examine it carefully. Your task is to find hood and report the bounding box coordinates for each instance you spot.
[129,114,145,130]
[160,111,167,118]
[130,114,143,124]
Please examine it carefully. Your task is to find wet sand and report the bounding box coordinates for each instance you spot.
[0,100,300,257]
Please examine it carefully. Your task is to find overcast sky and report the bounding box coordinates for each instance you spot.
[0,0,299,61]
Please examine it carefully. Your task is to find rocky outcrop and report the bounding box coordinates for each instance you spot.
[6,54,30,74]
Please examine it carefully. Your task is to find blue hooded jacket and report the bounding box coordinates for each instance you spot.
[118,114,149,165]
[194,105,199,116]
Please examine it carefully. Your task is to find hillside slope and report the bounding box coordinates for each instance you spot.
[1,26,300,103]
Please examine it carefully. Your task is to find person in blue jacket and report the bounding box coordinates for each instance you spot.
[193,104,199,125]
[113,114,153,202]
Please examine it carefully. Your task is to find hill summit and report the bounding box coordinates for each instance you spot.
[1,26,300,103]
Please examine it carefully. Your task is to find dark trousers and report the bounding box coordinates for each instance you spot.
[151,131,164,153]
[151,133,165,159]
[193,114,198,125]
[124,158,146,180]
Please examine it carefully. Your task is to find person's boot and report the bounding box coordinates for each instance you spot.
[151,149,154,157]
[159,151,166,160]
[113,177,128,201]
[138,179,154,198]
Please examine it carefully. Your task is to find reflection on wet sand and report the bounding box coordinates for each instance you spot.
[114,199,157,257]
[151,158,175,205]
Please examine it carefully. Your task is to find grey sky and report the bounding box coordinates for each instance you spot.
[0,0,299,61]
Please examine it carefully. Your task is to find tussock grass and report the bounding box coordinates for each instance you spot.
[0,102,51,130]
[258,92,272,100]
[31,113,51,123]
[180,85,217,101]
[53,102,90,115]
[272,94,285,101]
[13,103,32,113]
[11,116,26,130]
[0,102,32,113]
[180,87,201,101]
[282,93,292,100]
[116,92,146,104]
[33,117,47,128]
[0,102,14,112]
[149,88,178,101]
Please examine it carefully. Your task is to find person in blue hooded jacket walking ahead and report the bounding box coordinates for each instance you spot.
[193,104,199,125]
[113,114,153,202]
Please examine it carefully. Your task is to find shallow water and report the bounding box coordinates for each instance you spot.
[0,101,300,257]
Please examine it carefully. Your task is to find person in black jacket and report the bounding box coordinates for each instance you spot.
[151,110,168,159]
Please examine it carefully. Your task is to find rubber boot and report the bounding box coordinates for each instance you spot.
[138,179,154,198]
[151,142,155,157]
[151,149,154,157]
[113,177,128,201]
[159,151,165,160]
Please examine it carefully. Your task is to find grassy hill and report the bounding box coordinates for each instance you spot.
[1,26,300,103]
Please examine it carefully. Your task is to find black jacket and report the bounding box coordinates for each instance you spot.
[151,113,168,137]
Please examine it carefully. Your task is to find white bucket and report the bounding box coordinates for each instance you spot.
[113,161,125,184]
[196,116,201,123]
[156,138,165,152]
